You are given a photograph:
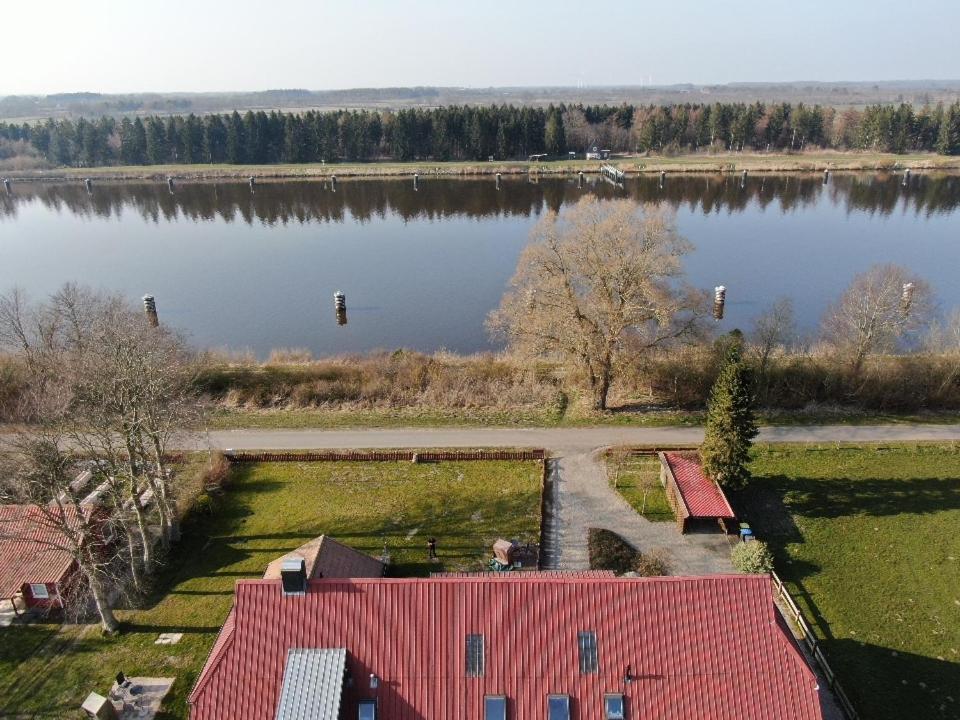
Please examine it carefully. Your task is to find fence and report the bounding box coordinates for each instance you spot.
[224,449,546,463]
[770,571,860,720]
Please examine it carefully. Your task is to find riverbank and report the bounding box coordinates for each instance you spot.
[6,150,960,182]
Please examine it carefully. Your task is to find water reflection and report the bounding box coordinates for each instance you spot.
[3,172,959,225]
[3,173,960,357]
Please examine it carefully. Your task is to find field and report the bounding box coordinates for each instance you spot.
[607,453,674,522]
[7,150,960,181]
[0,459,542,719]
[738,444,960,720]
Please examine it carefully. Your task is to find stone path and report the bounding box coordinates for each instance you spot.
[544,449,734,574]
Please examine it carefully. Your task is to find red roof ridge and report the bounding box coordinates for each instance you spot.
[235,572,764,586]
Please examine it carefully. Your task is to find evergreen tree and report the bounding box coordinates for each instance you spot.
[544,107,566,156]
[937,103,960,155]
[225,111,246,164]
[700,342,758,490]
[145,117,168,164]
[131,117,147,164]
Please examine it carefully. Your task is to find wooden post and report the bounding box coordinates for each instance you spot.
[142,295,159,327]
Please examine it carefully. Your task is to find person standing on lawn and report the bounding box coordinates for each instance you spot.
[427,537,438,561]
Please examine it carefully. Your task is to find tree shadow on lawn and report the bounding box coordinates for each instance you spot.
[755,474,960,519]
[821,640,960,720]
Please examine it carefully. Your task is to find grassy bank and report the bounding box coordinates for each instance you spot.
[7,150,959,181]
[207,406,959,430]
[0,458,541,718]
[736,444,960,720]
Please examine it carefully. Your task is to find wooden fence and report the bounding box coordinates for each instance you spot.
[771,571,860,720]
[224,449,546,463]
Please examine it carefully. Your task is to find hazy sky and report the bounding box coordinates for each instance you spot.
[4,0,959,95]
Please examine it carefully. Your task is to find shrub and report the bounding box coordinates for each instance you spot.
[201,451,232,491]
[588,528,638,574]
[731,540,775,574]
[633,550,668,577]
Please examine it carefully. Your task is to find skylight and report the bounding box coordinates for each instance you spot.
[466,633,485,677]
[577,630,598,674]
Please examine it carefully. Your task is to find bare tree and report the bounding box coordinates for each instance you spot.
[0,433,122,633]
[0,285,203,598]
[488,197,704,410]
[750,297,796,376]
[820,264,934,376]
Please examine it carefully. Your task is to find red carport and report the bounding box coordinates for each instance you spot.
[658,451,737,533]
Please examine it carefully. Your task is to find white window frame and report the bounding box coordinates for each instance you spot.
[547,694,570,720]
[604,693,626,719]
[29,583,50,599]
[484,695,507,720]
[358,700,376,720]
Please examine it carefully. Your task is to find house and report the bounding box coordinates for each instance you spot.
[0,504,83,612]
[658,451,737,533]
[190,573,824,720]
[263,535,385,580]
[585,146,611,160]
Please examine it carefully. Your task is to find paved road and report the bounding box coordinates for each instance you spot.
[201,423,960,453]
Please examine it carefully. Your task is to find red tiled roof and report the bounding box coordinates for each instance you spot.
[190,575,822,720]
[0,505,81,598]
[663,452,736,519]
[263,535,384,580]
[431,571,617,578]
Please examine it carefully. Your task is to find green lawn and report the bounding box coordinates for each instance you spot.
[0,459,542,719]
[608,454,674,522]
[737,444,960,720]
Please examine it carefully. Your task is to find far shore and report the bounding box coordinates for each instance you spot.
[5,150,960,182]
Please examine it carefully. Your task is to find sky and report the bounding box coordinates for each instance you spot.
[4,0,959,95]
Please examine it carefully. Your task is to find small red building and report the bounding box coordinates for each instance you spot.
[190,573,824,720]
[658,452,737,533]
[0,505,82,612]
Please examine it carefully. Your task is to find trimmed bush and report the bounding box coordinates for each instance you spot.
[633,551,668,577]
[588,528,638,574]
[731,540,775,574]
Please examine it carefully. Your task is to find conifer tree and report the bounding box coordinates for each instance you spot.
[700,342,758,490]
[544,108,566,156]
[937,102,960,156]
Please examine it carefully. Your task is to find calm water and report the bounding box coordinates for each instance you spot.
[2,173,959,357]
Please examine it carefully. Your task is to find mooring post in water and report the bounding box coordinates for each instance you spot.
[330,175,337,192]
[659,170,665,189]
[248,176,256,192]
[713,286,726,321]
[740,169,747,188]
[2,178,10,194]
[823,168,830,184]
[413,173,419,191]
[84,178,93,193]
[167,177,175,193]
[334,291,347,326]
[902,168,911,187]
[901,282,915,314]
[142,295,159,327]
[496,172,502,190]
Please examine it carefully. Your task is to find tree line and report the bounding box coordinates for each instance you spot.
[2,100,960,168]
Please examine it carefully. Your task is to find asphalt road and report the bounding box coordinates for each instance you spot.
[199,423,960,453]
